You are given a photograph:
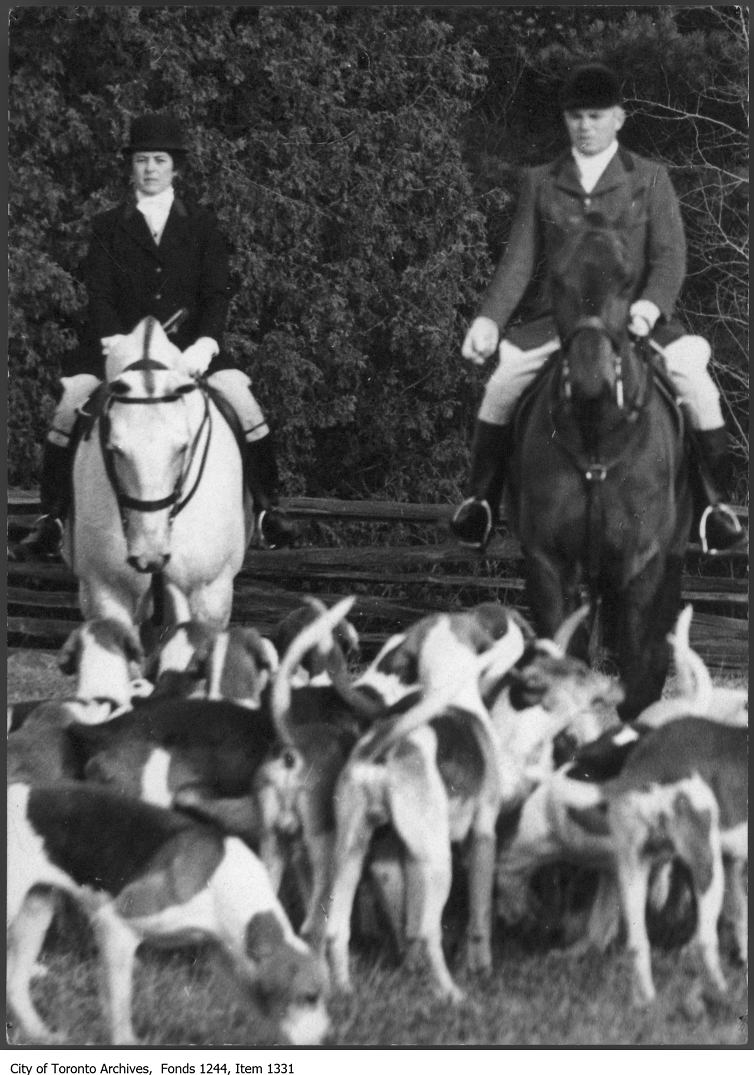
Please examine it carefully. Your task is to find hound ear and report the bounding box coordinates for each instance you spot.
[124,625,145,666]
[58,628,83,675]
[245,911,286,963]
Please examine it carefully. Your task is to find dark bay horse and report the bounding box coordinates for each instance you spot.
[509,215,692,721]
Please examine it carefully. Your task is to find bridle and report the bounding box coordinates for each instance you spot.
[100,358,213,535]
[558,314,628,410]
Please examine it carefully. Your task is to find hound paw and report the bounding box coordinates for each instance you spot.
[437,982,466,1005]
[463,942,493,976]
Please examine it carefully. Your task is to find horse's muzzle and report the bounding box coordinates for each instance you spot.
[127,552,171,574]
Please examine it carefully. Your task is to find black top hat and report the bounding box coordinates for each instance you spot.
[124,114,188,156]
[559,64,622,111]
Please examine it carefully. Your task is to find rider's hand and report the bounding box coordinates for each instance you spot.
[179,337,219,376]
[461,316,500,365]
[628,300,660,338]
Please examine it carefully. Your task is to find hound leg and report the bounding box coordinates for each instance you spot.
[569,871,621,956]
[299,831,335,952]
[464,827,496,974]
[325,782,376,993]
[611,808,655,1005]
[724,858,748,965]
[91,908,141,1045]
[7,891,62,1044]
[403,844,459,1002]
[391,739,461,1002]
[693,845,727,995]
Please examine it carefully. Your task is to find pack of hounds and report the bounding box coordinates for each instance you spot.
[7,597,748,1045]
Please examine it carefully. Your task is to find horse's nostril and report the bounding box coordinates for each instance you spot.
[127,554,170,574]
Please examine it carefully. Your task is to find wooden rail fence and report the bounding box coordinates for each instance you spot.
[8,489,748,672]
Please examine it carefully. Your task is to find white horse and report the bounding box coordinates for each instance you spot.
[63,318,253,631]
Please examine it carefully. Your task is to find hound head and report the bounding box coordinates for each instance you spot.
[244,912,330,1046]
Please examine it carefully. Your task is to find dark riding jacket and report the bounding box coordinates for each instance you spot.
[67,194,234,376]
[478,147,687,338]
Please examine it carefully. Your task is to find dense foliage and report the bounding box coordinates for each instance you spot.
[8,6,748,499]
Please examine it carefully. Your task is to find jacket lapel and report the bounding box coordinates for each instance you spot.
[120,200,158,256]
[590,150,632,197]
[552,147,636,200]
[551,152,585,197]
[158,197,190,256]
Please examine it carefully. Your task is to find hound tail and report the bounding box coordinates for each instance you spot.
[269,595,357,744]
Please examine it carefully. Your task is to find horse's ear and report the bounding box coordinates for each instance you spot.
[175,382,198,396]
[109,379,131,396]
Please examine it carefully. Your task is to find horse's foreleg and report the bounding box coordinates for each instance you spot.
[186,574,235,632]
[525,551,582,650]
[615,556,683,722]
[78,577,147,631]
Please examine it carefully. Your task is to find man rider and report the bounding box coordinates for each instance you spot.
[451,63,746,557]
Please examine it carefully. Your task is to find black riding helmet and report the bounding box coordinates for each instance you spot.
[560,64,622,111]
[124,114,188,164]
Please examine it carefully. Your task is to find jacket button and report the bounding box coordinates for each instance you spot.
[155,293,162,300]
[156,266,162,274]
[584,197,592,208]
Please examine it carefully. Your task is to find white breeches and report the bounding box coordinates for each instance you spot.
[478,335,724,431]
[47,370,269,446]
[206,368,269,442]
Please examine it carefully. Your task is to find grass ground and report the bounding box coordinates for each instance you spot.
[6,649,749,1048]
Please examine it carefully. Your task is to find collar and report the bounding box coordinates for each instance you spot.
[135,186,175,213]
[123,192,187,220]
[571,141,620,179]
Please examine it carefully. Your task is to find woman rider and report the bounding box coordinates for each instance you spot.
[14,113,297,560]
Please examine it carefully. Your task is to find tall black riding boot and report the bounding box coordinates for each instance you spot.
[11,440,73,561]
[450,421,513,549]
[244,433,298,549]
[691,428,747,555]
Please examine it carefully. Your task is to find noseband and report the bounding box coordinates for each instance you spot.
[559,314,626,410]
